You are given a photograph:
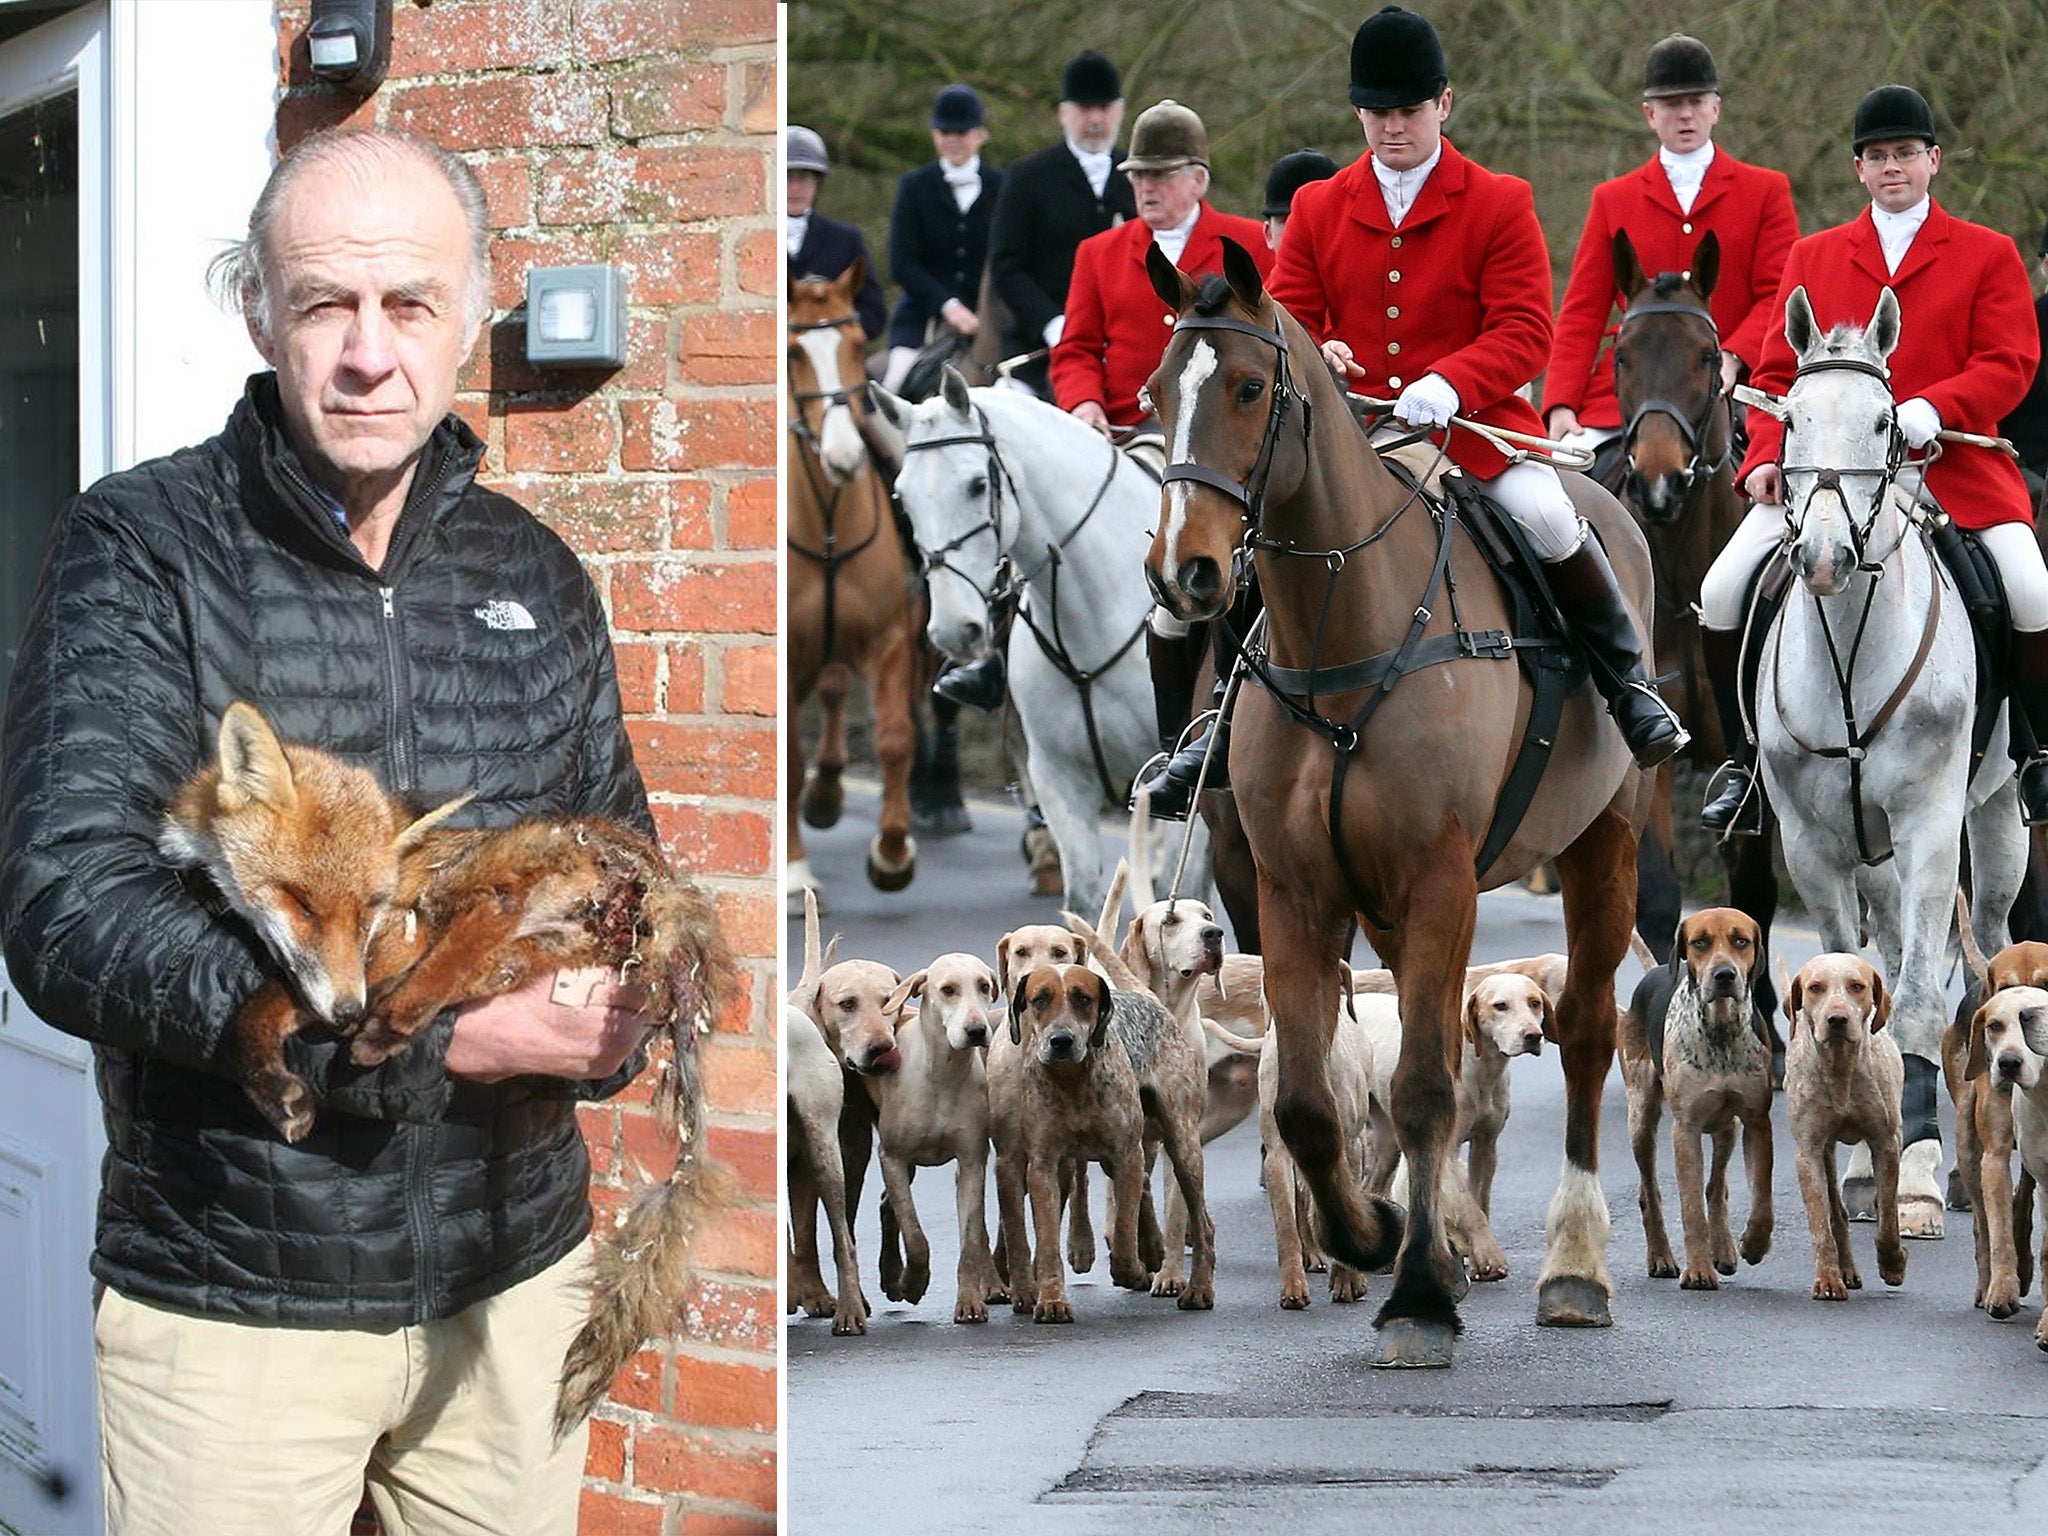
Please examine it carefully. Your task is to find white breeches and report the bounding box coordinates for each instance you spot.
[1701,505,2048,633]
[1486,458,1588,563]
[1150,606,1192,639]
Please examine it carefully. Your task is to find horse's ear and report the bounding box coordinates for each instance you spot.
[1221,237,1266,311]
[1691,231,1720,302]
[868,381,908,430]
[940,365,973,419]
[1612,229,1647,300]
[1146,241,1195,311]
[1868,287,1902,364]
[1784,285,1819,360]
[841,255,867,300]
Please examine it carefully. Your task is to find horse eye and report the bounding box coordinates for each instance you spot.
[967,476,988,497]
[1874,416,1889,436]
[1703,351,1720,370]
[1613,352,1628,371]
[1236,378,1265,405]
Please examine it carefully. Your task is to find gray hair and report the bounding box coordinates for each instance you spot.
[209,129,493,340]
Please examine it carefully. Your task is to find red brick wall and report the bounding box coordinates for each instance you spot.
[276,3,779,1531]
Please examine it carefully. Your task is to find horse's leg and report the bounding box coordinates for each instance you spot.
[804,662,850,829]
[865,621,919,891]
[1035,751,1103,923]
[1538,805,1636,1326]
[1891,812,1965,1239]
[1634,768,1681,961]
[1373,819,1477,1366]
[1203,797,1265,954]
[1968,777,2026,960]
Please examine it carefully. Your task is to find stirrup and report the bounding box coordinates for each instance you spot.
[1702,759,1763,838]
[1614,683,1689,770]
[2020,755,2048,827]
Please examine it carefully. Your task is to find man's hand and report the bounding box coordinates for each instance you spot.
[1744,464,1784,506]
[1896,396,1942,450]
[1070,400,1111,435]
[1319,338,1365,382]
[446,967,656,1082]
[1393,374,1459,430]
[1043,314,1065,348]
[942,299,980,338]
[1547,406,1584,439]
[1720,352,1742,394]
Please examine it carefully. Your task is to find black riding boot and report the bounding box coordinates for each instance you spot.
[933,600,1014,713]
[1131,626,1206,821]
[1545,539,1688,770]
[2010,629,2048,825]
[1699,623,1764,836]
[910,698,973,837]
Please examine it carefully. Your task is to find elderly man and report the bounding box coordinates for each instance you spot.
[788,122,887,341]
[1262,147,1340,252]
[1272,4,1687,771]
[1696,84,2048,837]
[1542,34,1798,460]
[883,83,1004,393]
[0,130,658,1535]
[1048,100,1272,814]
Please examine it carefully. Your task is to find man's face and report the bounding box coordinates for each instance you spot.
[1855,137,1939,213]
[1642,91,1720,154]
[252,152,477,498]
[1132,165,1205,232]
[932,127,988,167]
[1357,89,1451,173]
[787,169,821,217]
[1058,98,1124,155]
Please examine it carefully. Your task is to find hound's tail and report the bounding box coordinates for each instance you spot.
[1955,888,1989,992]
[1630,930,1659,972]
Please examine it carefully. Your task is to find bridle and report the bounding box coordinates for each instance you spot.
[1158,310,1315,543]
[1615,296,1735,517]
[787,312,867,423]
[1777,354,1908,573]
[786,310,880,665]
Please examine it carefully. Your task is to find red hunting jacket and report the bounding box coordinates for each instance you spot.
[1268,139,1550,479]
[1738,201,2040,530]
[1542,149,1798,429]
[1051,203,1274,426]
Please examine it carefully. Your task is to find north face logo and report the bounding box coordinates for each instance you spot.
[473,600,537,631]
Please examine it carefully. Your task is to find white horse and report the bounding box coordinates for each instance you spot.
[1749,285,2025,1233]
[872,369,1204,925]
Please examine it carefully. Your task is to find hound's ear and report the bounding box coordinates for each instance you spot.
[1783,964,1804,1028]
[1612,228,1647,300]
[1119,916,1148,979]
[1147,241,1196,312]
[1461,990,1485,1050]
[1691,230,1720,302]
[1668,919,1691,984]
[1008,980,1028,1045]
[1784,285,1819,360]
[940,365,973,419]
[1868,286,1902,364]
[1966,1001,1991,1081]
[1221,236,1266,312]
[883,969,928,1022]
[996,933,1014,992]
[2021,1004,2048,1057]
[1869,969,1892,1034]
[1536,989,1558,1044]
[1089,974,1114,1050]
[869,380,909,429]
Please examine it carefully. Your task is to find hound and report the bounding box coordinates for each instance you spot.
[1962,985,2048,1350]
[786,1002,867,1335]
[1621,908,1774,1288]
[1783,954,1907,1300]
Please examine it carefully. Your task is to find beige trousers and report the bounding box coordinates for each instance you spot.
[95,1246,593,1536]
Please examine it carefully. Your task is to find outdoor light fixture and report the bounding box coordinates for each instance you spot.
[525,265,630,369]
[306,0,391,93]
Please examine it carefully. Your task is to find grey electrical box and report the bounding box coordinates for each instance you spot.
[524,264,628,369]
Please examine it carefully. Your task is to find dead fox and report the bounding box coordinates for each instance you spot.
[160,700,732,1435]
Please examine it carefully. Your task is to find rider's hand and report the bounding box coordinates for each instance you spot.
[1744,464,1784,506]
[1320,339,1365,383]
[1042,314,1065,348]
[1394,374,1459,430]
[942,299,980,338]
[1070,400,1111,436]
[1896,396,1942,450]
[446,967,656,1082]
[1719,352,1742,393]
[1546,406,1584,439]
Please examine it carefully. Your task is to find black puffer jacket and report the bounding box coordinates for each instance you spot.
[0,376,651,1324]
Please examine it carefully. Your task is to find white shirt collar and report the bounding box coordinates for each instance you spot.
[1658,141,1715,213]
[1067,139,1114,200]
[1870,195,1931,274]
[784,212,811,260]
[1151,203,1203,265]
[942,155,983,212]
[1371,142,1443,228]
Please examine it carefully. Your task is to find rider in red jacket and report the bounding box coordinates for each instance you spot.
[1696,85,2048,833]
[1270,5,1686,771]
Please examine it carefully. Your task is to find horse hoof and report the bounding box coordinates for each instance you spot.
[800,773,845,830]
[1537,1276,1613,1328]
[1373,1318,1457,1369]
[1947,1167,1972,1212]
[1899,1195,1945,1240]
[1842,1175,1877,1223]
[866,835,918,893]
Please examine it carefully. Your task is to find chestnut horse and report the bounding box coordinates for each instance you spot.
[786,264,918,909]
[1606,231,1783,1023]
[1143,239,1651,1365]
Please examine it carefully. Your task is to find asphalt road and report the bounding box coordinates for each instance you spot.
[786,787,2048,1535]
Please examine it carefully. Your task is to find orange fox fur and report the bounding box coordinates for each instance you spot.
[160,701,731,1435]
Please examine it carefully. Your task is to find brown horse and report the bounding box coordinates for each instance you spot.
[1143,239,1650,1365]
[1606,231,1782,1016]
[786,264,918,908]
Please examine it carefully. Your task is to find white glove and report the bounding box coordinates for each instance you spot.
[1896,396,1941,450]
[1394,373,1459,430]
[1043,314,1066,348]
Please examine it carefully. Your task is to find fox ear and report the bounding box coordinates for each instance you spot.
[215,702,296,813]
[396,793,472,852]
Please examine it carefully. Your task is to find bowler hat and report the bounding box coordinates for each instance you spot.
[1642,34,1718,99]
[1122,100,1209,174]
[1852,84,1937,153]
[786,124,830,176]
[1263,149,1340,218]
[1060,51,1122,106]
[932,83,985,133]
[1349,6,1447,111]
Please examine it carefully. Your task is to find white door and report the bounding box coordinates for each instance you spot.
[0,7,106,1530]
